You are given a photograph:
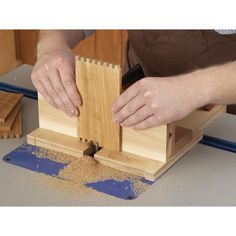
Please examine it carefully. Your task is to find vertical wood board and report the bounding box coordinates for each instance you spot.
[76,56,121,151]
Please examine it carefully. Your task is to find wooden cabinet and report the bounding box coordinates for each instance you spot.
[0,30,21,76]
[16,30,128,67]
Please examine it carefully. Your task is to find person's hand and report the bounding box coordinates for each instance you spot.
[111,76,206,130]
[31,46,81,117]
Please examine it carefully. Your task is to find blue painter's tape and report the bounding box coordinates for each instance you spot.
[86,179,138,200]
[3,144,67,176]
[2,143,146,200]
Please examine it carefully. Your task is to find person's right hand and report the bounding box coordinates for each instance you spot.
[31,46,81,117]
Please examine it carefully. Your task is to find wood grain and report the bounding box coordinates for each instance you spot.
[0,30,21,76]
[96,30,123,65]
[0,109,22,139]
[122,125,168,162]
[27,128,94,158]
[0,102,21,131]
[76,56,121,151]
[95,131,202,181]
[0,91,23,122]
[38,93,77,137]
[16,30,39,65]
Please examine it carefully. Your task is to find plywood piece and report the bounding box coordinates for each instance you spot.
[38,93,77,137]
[27,128,94,158]
[0,91,23,122]
[76,56,121,151]
[122,125,168,162]
[0,109,22,139]
[175,105,225,130]
[0,102,21,131]
[95,131,202,181]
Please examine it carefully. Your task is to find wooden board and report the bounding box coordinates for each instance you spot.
[0,30,21,76]
[27,128,94,158]
[76,56,121,151]
[95,131,202,181]
[38,93,77,137]
[0,102,21,131]
[0,91,23,122]
[122,125,168,162]
[0,109,22,139]
[175,105,225,130]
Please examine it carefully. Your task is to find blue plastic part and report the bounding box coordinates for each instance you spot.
[200,135,236,153]
[3,144,67,176]
[0,82,38,100]
[86,179,138,200]
[2,143,145,200]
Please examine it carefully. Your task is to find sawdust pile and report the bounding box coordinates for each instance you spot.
[31,147,149,198]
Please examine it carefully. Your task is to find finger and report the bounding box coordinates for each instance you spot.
[132,115,158,130]
[112,82,140,114]
[41,75,73,117]
[112,94,145,123]
[121,105,153,127]
[37,81,58,108]
[59,65,81,108]
[49,69,78,116]
[32,76,58,108]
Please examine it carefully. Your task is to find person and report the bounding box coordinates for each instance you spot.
[31,30,236,130]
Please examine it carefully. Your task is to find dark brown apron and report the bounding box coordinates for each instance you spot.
[125,30,236,113]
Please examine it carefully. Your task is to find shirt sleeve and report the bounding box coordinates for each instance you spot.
[83,30,96,39]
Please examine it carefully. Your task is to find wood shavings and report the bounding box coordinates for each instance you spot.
[31,147,149,198]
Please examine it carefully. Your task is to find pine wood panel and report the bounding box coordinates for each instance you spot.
[76,56,121,151]
[38,93,77,137]
[122,125,168,162]
[95,131,202,181]
[27,128,93,157]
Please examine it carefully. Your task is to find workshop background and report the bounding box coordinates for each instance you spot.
[0,30,128,76]
[0,29,235,114]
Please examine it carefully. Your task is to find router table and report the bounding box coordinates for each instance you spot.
[0,65,236,206]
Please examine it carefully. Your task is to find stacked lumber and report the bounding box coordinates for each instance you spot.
[0,91,23,139]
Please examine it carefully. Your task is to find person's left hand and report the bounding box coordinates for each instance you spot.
[111,76,206,130]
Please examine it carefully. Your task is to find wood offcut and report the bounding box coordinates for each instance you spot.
[0,91,23,139]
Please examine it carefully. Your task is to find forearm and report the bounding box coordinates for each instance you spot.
[181,62,236,107]
[37,30,84,57]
